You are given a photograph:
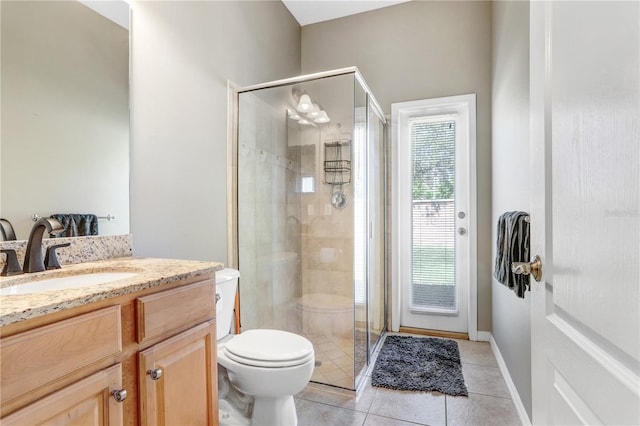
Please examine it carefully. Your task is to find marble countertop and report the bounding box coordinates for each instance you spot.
[0,257,224,327]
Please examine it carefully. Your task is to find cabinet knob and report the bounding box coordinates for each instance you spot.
[147,368,163,380]
[112,389,127,402]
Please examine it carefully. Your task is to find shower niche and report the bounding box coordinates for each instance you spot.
[233,68,386,390]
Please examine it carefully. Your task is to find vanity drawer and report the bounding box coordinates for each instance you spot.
[0,305,122,406]
[136,279,216,344]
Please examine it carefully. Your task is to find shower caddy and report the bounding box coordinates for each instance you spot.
[323,138,351,209]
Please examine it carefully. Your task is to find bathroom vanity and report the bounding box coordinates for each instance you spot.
[0,257,223,425]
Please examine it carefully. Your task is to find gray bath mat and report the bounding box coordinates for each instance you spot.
[371,335,468,396]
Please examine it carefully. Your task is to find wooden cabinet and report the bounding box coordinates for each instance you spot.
[1,364,124,426]
[0,274,218,425]
[135,279,215,345]
[139,321,217,425]
[136,281,218,425]
[0,306,122,416]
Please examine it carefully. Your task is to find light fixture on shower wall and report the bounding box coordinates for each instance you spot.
[314,111,331,124]
[287,109,301,120]
[288,109,316,126]
[290,88,331,125]
[297,94,313,112]
[306,104,321,118]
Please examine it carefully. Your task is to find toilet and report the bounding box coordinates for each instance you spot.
[215,268,315,426]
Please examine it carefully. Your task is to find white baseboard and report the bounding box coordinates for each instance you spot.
[489,334,532,426]
[476,331,491,342]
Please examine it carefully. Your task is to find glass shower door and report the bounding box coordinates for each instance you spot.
[236,86,302,334]
[353,81,368,386]
[368,95,385,356]
[354,86,387,388]
[235,70,387,392]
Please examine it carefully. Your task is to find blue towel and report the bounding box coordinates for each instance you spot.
[50,214,99,237]
[494,211,530,298]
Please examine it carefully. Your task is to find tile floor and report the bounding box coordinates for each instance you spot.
[295,333,522,426]
[308,329,380,389]
[308,333,355,388]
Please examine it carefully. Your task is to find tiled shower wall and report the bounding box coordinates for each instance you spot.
[236,74,364,389]
[299,126,354,305]
[237,91,302,332]
[238,88,356,337]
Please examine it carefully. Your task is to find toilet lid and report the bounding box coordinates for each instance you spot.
[224,329,314,368]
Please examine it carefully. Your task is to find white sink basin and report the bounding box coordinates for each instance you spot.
[0,272,138,296]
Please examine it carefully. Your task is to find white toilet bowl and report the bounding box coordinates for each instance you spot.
[218,329,314,425]
[216,269,315,426]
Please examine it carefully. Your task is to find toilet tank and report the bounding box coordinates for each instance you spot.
[215,268,240,340]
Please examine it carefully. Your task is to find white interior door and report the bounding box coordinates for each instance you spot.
[393,95,476,334]
[530,2,639,424]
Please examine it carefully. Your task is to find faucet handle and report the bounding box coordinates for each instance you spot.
[44,243,71,270]
[1,249,23,276]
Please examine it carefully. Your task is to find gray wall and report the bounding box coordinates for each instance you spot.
[491,0,531,419]
[129,1,300,262]
[301,1,493,332]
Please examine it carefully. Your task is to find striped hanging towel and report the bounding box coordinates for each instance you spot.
[494,211,530,298]
[50,214,99,237]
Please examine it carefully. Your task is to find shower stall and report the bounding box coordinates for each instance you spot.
[230,68,386,390]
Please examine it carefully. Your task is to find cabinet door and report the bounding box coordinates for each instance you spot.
[139,320,218,426]
[1,363,124,426]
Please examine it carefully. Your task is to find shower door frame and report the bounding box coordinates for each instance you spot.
[228,68,382,267]
[227,68,388,390]
[363,91,388,379]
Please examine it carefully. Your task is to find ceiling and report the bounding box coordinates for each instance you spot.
[282,0,410,26]
[80,1,408,29]
[79,0,129,30]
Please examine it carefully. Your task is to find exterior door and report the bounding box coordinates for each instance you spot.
[530,1,639,424]
[393,95,476,334]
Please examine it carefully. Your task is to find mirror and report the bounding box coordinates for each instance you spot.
[0,0,130,240]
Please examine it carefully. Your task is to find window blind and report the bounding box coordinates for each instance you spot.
[410,120,457,310]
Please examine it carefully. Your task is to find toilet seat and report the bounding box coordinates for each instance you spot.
[224,329,314,368]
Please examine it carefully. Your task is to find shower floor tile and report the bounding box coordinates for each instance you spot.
[306,332,359,388]
[334,355,354,369]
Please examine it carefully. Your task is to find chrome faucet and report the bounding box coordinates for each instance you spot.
[23,218,64,273]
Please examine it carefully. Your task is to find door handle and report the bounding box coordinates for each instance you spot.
[512,255,542,282]
[458,227,467,236]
